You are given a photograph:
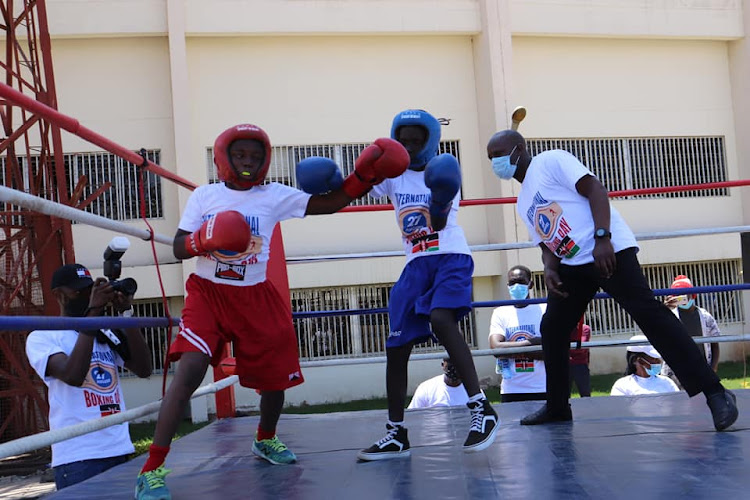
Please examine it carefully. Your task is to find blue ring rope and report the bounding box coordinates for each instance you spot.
[1,283,748,330]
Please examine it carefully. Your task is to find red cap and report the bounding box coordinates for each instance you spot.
[670,275,696,299]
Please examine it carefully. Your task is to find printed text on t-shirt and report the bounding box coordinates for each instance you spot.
[526,192,580,258]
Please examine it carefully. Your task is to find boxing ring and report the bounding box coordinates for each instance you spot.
[1,85,750,499]
[40,392,750,499]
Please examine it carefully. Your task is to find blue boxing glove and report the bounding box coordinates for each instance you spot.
[424,154,461,231]
[295,156,344,195]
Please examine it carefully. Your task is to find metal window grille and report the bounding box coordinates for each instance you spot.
[62,149,163,221]
[527,137,727,198]
[119,299,175,377]
[531,259,743,336]
[206,140,461,206]
[0,155,33,226]
[291,283,476,361]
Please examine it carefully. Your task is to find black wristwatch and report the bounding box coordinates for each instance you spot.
[594,228,612,239]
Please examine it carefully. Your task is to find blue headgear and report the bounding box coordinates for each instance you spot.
[390,109,441,170]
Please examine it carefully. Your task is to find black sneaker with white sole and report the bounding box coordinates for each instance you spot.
[463,399,499,452]
[357,423,411,461]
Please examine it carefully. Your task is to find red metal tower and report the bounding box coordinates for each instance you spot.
[0,0,73,443]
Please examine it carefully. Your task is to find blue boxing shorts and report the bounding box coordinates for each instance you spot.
[386,253,473,348]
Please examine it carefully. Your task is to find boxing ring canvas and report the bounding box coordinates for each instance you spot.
[49,390,750,500]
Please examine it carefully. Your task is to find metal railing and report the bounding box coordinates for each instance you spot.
[528,136,727,198]
[206,140,461,206]
[291,283,476,361]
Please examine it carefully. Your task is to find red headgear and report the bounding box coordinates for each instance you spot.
[213,124,272,188]
[670,274,696,299]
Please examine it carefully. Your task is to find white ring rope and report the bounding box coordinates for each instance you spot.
[0,186,173,245]
[0,375,238,460]
[288,225,750,262]
[300,334,750,367]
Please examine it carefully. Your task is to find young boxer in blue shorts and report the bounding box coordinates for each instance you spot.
[358,109,499,461]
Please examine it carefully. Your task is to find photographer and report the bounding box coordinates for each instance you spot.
[25,263,152,490]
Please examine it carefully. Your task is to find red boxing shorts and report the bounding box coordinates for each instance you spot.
[169,274,304,391]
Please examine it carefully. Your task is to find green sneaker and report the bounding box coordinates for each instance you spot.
[252,435,297,465]
[135,466,171,500]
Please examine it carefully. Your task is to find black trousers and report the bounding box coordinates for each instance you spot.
[541,247,718,411]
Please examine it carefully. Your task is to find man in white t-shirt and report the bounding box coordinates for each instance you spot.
[486,129,737,432]
[611,335,680,396]
[25,263,152,490]
[489,265,546,403]
[408,358,469,409]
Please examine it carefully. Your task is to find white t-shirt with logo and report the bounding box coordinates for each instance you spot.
[489,304,547,394]
[610,374,680,396]
[407,375,469,409]
[25,330,134,467]
[516,150,638,266]
[179,182,311,286]
[371,169,470,264]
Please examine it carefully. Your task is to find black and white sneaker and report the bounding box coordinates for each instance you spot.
[463,399,499,453]
[357,423,411,461]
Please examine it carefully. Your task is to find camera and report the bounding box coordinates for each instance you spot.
[103,236,138,296]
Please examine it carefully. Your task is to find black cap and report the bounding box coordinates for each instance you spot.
[51,264,94,290]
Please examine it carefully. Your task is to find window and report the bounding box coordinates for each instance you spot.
[0,155,31,227]
[206,140,462,206]
[527,136,727,198]
[2,150,163,224]
[531,259,743,336]
[291,283,476,360]
[64,150,163,220]
[119,299,174,376]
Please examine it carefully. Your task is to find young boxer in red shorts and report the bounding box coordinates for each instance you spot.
[136,123,408,500]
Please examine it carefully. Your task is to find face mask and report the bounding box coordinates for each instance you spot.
[645,363,662,378]
[491,145,518,180]
[443,363,460,384]
[677,299,695,310]
[508,283,530,300]
[64,295,90,317]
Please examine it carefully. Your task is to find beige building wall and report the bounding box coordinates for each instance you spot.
[510,36,743,269]
[33,0,748,412]
[50,37,181,271]
[185,35,488,265]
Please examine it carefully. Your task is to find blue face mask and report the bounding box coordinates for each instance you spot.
[677,299,695,310]
[491,145,518,180]
[508,283,529,300]
[645,362,662,378]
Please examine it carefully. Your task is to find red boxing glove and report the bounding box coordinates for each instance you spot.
[343,138,409,198]
[184,210,251,257]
